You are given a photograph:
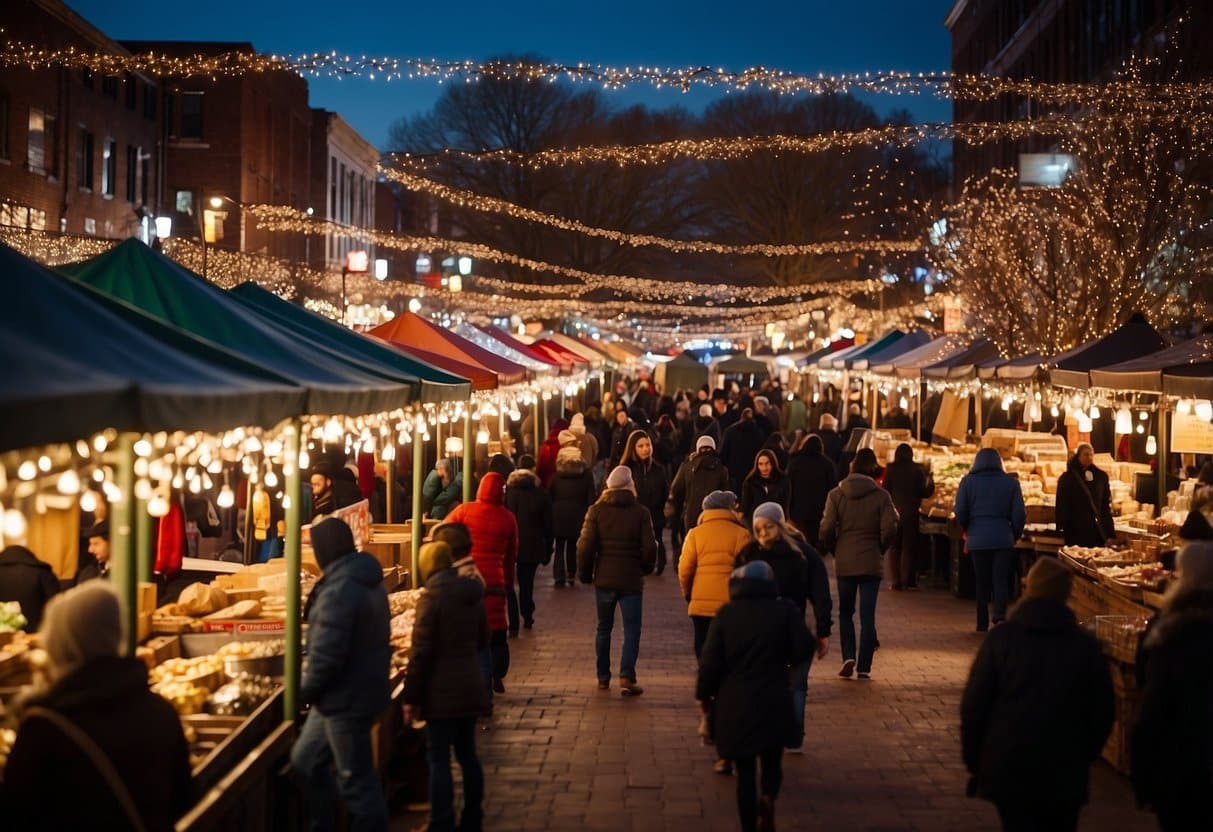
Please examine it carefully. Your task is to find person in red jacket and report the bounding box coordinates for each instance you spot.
[445,472,519,704]
[535,419,570,488]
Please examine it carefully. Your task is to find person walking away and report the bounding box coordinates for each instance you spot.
[739,449,791,525]
[821,449,896,679]
[954,448,1027,631]
[568,412,599,471]
[607,408,635,469]
[812,413,844,467]
[577,466,657,695]
[548,443,597,587]
[445,472,517,700]
[485,454,520,635]
[961,557,1113,832]
[504,455,552,630]
[291,517,391,832]
[1,582,191,830]
[882,443,935,590]
[785,434,838,548]
[783,393,807,437]
[697,561,812,832]
[1132,541,1213,831]
[621,429,671,575]
[402,541,489,832]
[720,408,766,492]
[0,544,61,631]
[736,502,832,754]
[670,435,731,533]
[535,418,569,488]
[1055,443,1114,547]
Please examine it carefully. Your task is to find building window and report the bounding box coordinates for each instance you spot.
[330,157,337,218]
[339,163,347,221]
[143,83,157,120]
[180,92,204,140]
[29,207,46,230]
[175,189,194,216]
[27,108,56,174]
[141,153,150,206]
[125,74,137,110]
[101,139,117,196]
[126,145,138,203]
[0,94,8,160]
[77,127,94,191]
[102,76,118,100]
[83,217,96,235]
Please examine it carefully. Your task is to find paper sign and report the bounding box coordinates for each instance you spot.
[933,390,969,443]
[1171,412,1213,454]
[302,499,371,549]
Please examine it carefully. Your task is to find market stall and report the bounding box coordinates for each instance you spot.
[655,351,710,396]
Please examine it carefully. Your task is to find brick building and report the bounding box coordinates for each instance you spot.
[309,110,377,271]
[0,0,161,241]
[946,0,1213,185]
[124,40,313,265]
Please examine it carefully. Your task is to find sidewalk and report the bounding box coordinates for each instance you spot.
[393,556,1156,831]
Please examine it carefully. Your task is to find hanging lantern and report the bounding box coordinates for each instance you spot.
[1145,435,1158,455]
[1114,407,1132,435]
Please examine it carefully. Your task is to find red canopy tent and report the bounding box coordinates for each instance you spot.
[370,313,529,387]
[533,338,588,366]
[369,336,498,391]
[481,324,570,374]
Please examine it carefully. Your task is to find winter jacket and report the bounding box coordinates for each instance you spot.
[1055,458,1114,547]
[719,419,766,489]
[576,489,657,593]
[670,450,732,530]
[423,469,463,520]
[0,545,60,631]
[812,428,844,465]
[820,474,897,577]
[371,475,408,524]
[548,451,597,539]
[536,427,564,488]
[883,458,933,518]
[445,472,519,632]
[954,448,1027,551]
[960,597,1113,810]
[2,656,191,831]
[570,426,599,471]
[505,469,553,566]
[735,538,833,639]
[628,458,670,532]
[696,575,812,758]
[401,568,490,720]
[301,551,392,716]
[1132,589,1213,817]
[739,472,791,524]
[678,507,751,618]
[608,420,635,468]
[786,446,838,546]
[784,398,807,436]
[332,468,365,510]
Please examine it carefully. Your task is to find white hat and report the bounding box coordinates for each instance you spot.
[698,403,713,418]
[696,435,716,451]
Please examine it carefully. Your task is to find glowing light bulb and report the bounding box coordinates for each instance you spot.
[282,494,292,510]
[264,469,279,488]
[188,477,202,495]
[1138,410,1149,421]
[37,455,52,472]
[299,449,311,470]
[1145,435,1157,455]
[1089,405,1100,419]
[216,485,235,508]
[1135,424,1145,435]
[75,440,90,458]
[135,478,154,501]
[3,509,28,542]
[477,428,490,445]
[56,469,81,495]
[1050,405,1059,418]
[207,458,223,474]
[1197,400,1213,422]
[148,494,170,517]
[1177,399,1192,415]
[93,434,108,452]
[1114,407,1132,435]
[18,461,37,480]
[79,490,98,513]
[172,470,184,489]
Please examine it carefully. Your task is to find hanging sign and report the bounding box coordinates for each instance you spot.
[1171,412,1213,454]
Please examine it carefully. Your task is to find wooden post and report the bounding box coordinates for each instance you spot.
[135,498,153,584]
[463,403,474,504]
[283,421,302,720]
[1156,406,1168,518]
[411,419,424,584]
[112,433,138,656]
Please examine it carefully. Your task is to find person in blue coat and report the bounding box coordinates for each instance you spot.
[955,448,1027,632]
[291,517,392,831]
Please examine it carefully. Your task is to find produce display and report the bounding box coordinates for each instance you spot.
[0,727,15,770]
[388,589,424,653]
[206,674,279,716]
[1097,563,1171,590]
[0,602,27,633]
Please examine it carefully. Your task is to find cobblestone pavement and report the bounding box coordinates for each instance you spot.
[393,551,1156,832]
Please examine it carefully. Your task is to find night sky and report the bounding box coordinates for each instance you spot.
[65,0,957,151]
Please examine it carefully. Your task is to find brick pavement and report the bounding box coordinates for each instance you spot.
[393,551,1156,832]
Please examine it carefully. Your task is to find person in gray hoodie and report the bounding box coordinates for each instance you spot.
[820,448,897,679]
[955,448,1027,632]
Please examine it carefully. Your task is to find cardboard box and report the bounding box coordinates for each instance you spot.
[137,582,158,618]
[137,612,153,643]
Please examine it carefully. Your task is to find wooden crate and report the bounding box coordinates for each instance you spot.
[1101,659,1139,774]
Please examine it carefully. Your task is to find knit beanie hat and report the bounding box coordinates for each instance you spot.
[702,490,738,511]
[1023,556,1072,602]
[1176,541,1213,593]
[558,429,579,448]
[418,541,454,586]
[819,413,838,430]
[606,465,635,493]
[696,434,716,451]
[569,413,587,435]
[699,404,713,418]
[310,517,356,570]
[40,581,122,679]
[731,560,775,583]
[430,522,472,558]
[752,502,786,526]
[488,453,515,478]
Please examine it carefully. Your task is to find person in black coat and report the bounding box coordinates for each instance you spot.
[961,557,1114,832]
[621,429,671,575]
[402,541,489,832]
[1054,443,1114,547]
[811,413,844,466]
[882,443,934,589]
[697,560,812,832]
[670,437,732,532]
[785,434,838,547]
[719,409,766,492]
[739,449,791,525]
[505,462,553,630]
[1132,542,1213,831]
[0,545,61,631]
[547,448,598,587]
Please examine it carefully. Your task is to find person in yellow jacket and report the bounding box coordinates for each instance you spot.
[679,490,752,659]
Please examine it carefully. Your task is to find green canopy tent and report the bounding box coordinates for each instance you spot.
[656,352,709,395]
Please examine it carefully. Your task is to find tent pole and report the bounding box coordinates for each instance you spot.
[112,433,137,656]
[917,381,925,441]
[463,402,474,504]
[243,477,255,565]
[135,498,153,584]
[411,418,424,585]
[534,398,541,459]
[499,409,507,459]
[1157,405,1168,519]
[383,446,392,525]
[283,421,302,721]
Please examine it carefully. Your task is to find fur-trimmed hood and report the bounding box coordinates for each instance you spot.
[556,447,587,474]
[507,469,541,489]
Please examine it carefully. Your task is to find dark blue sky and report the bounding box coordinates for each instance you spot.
[68,0,957,150]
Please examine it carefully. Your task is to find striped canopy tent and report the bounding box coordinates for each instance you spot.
[851,330,934,372]
[369,312,529,387]
[920,339,1000,380]
[455,322,553,374]
[831,330,907,370]
[480,325,572,373]
[867,335,970,379]
[1049,314,1167,390]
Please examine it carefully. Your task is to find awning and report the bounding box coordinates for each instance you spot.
[868,335,968,378]
[456,323,552,373]
[714,354,771,376]
[1090,334,1213,394]
[656,352,710,394]
[369,312,528,386]
[921,338,1000,379]
[1,240,304,451]
[533,339,588,366]
[229,282,470,403]
[547,333,606,367]
[59,239,409,415]
[1049,314,1168,390]
[818,341,866,370]
[373,340,498,391]
[852,330,933,371]
[833,331,906,370]
[480,325,569,373]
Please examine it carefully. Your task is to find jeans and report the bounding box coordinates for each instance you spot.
[516,562,539,623]
[290,709,388,832]
[734,748,784,832]
[971,548,1015,629]
[995,802,1080,832]
[789,658,810,747]
[891,514,920,588]
[595,588,643,682]
[425,717,484,832]
[836,575,881,673]
[669,514,685,562]
[691,615,713,661]
[552,537,576,583]
[654,522,667,574]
